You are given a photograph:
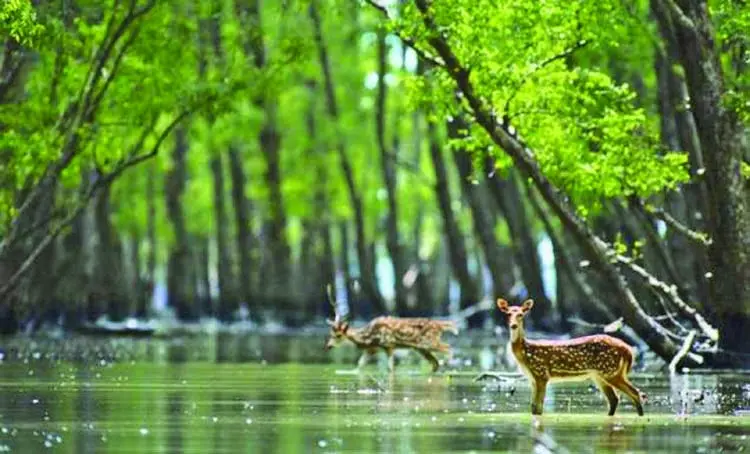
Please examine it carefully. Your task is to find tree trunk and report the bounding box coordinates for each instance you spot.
[143,162,157,318]
[210,154,238,321]
[94,183,128,321]
[655,0,750,361]
[128,233,146,319]
[309,0,385,315]
[228,147,257,320]
[427,117,480,324]
[259,110,292,314]
[165,127,197,321]
[652,4,711,307]
[375,28,408,314]
[306,82,336,320]
[195,235,213,317]
[485,164,552,328]
[236,0,292,315]
[449,117,513,308]
[411,0,686,361]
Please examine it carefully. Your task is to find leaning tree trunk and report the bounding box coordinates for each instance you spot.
[309,0,386,315]
[408,0,687,362]
[654,0,750,362]
[427,116,480,325]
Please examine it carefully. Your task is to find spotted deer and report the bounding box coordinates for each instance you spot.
[324,286,457,372]
[497,298,644,416]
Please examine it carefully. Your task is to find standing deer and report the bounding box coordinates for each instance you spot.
[324,285,457,372]
[497,298,644,416]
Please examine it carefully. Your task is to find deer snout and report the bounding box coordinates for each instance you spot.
[510,324,518,330]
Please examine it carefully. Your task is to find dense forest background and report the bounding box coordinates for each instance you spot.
[0,0,748,366]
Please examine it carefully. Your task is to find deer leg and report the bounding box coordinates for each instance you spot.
[356,351,371,370]
[385,348,395,372]
[418,349,440,372]
[594,378,619,416]
[609,376,644,416]
[530,378,548,415]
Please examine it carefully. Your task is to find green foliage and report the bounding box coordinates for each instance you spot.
[397,0,691,214]
[0,0,44,46]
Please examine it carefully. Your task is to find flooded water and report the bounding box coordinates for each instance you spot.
[0,333,748,453]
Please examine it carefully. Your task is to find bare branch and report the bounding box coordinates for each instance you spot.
[646,204,712,247]
[669,330,699,373]
[615,254,718,342]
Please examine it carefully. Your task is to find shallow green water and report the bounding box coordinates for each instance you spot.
[0,334,748,453]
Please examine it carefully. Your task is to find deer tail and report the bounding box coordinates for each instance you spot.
[440,320,458,335]
[621,346,635,374]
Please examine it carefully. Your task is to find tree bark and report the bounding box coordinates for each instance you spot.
[448,117,511,324]
[143,162,157,318]
[228,147,257,319]
[165,127,197,321]
[656,0,750,361]
[410,0,687,362]
[309,0,385,315]
[485,165,552,328]
[306,82,336,320]
[94,183,128,321]
[375,28,408,314]
[237,0,292,313]
[210,154,237,321]
[427,117,480,324]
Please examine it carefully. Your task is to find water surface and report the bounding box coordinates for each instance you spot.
[0,333,748,453]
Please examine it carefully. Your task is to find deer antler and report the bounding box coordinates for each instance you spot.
[326,283,339,325]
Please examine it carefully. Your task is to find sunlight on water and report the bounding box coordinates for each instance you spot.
[0,334,748,453]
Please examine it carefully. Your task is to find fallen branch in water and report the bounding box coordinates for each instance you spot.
[615,255,719,342]
[473,372,521,383]
[669,329,698,374]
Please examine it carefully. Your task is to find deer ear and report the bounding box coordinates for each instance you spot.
[497,298,510,313]
[341,322,349,333]
[326,319,336,327]
[521,299,534,312]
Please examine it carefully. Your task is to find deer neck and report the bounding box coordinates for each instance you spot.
[509,325,528,356]
[345,327,371,348]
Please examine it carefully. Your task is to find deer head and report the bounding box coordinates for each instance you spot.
[497,298,534,342]
[325,284,349,350]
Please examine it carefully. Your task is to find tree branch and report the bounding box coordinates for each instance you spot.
[645,203,712,247]
[363,0,445,69]
[503,39,589,119]
[656,0,696,31]
[410,0,694,364]
[615,254,718,342]
[0,90,217,300]
[669,329,699,373]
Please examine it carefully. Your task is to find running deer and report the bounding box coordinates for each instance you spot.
[497,298,644,416]
[324,286,457,372]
